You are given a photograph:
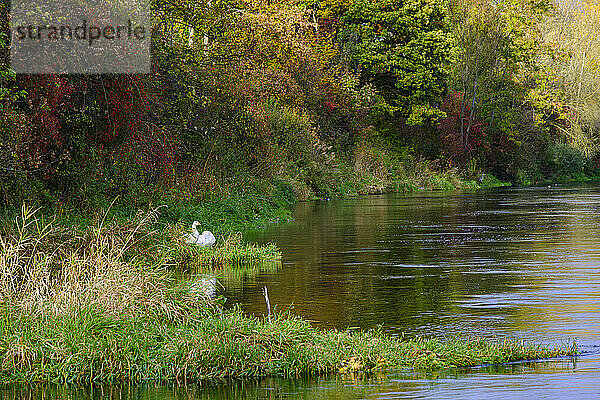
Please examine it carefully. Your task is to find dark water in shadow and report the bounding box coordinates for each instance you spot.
[5,185,600,398]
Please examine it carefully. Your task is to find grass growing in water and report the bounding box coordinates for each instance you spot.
[169,230,281,268]
[0,306,577,384]
[0,207,578,384]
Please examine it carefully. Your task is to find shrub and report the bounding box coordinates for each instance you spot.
[541,142,587,179]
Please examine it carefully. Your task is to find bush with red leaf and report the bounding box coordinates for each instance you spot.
[437,90,488,169]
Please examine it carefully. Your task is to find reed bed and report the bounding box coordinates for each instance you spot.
[0,206,188,317]
[0,207,578,384]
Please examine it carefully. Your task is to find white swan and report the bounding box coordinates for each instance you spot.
[184,221,216,246]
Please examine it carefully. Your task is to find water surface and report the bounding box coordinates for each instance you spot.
[236,186,600,345]
[231,184,600,398]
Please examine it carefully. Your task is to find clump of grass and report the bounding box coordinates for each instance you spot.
[352,144,485,194]
[477,174,511,188]
[0,304,577,384]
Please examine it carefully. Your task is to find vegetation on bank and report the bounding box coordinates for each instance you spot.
[1,305,576,384]
[3,0,600,214]
[1,0,593,379]
[0,209,578,384]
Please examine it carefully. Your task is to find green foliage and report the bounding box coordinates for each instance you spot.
[0,34,25,106]
[541,142,587,180]
[339,0,452,124]
[443,0,599,182]
[0,29,29,207]
[4,0,599,214]
[477,173,511,188]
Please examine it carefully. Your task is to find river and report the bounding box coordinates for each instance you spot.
[3,184,600,398]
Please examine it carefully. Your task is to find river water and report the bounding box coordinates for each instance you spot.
[4,185,600,399]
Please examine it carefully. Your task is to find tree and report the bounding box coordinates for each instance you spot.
[541,0,600,158]
[338,0,453,125]
[446,0,555,176]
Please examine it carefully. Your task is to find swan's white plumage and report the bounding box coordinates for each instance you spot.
[197,230,216,246]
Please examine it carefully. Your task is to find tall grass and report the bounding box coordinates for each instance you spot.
[0,305,577,384]
[0,205,212,318]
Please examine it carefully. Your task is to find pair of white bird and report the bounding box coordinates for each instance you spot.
[184,221,216,246]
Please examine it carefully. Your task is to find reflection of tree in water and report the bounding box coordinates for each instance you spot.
[232,187,600,341]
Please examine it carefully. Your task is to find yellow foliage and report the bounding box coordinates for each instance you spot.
[318,0,352,19]
[541,0,600,156]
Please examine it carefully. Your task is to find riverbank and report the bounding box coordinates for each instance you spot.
[0,208,578,384]
[1,304,576,384]
[1,158,510,234]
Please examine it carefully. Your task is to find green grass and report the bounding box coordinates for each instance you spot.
[0,178,297,235]
[0,305,577,384]
[158,180,296,232]
[166,231,281,269]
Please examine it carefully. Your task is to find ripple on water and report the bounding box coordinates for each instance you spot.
[224,185,600,398]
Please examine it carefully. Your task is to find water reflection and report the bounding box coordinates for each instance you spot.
[233,185,600,349]
[3,357,598,400]
[6,184,600,398]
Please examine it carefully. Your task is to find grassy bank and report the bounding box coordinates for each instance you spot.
[0,305,576,384]
[0,146,512,253]
[0,209,577,384]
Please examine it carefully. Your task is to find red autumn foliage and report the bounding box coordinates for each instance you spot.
[437,90,488,167]
[13,74,179,187]
[318,17,340,36]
